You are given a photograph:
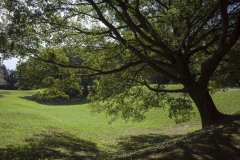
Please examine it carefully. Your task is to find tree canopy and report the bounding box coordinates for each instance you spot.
[2,0,240,128]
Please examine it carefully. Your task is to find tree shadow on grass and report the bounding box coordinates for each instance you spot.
[0,128,107,160]
[116,134,176,153]
[118,121,240,160]
[20,96,88,106]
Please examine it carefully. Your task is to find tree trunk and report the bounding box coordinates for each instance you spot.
[82,83,89,99]
[184,84,239,128]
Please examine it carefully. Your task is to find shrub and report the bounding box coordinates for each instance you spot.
[33,88,69,101]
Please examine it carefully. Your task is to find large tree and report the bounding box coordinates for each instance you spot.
[3,0,240,128]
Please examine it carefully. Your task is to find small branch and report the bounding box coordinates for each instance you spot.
[132,78,185,93]
[189,35,219,57]
[30,51,144,76]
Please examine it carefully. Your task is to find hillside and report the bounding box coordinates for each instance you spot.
[0,89,239,159]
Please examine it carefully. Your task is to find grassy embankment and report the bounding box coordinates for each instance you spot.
[0,87,239,159]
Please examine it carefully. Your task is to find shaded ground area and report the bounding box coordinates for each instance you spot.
[118,134,173,152]
[1,122,239,160]
[0,128,106,160]
[117,121,240,160]
[21,95,87,106]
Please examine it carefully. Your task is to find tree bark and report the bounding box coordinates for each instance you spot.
[184,84,239,128]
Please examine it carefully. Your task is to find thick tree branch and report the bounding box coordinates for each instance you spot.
[86,60,144,76]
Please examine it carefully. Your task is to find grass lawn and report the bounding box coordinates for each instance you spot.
[0,88,239,159]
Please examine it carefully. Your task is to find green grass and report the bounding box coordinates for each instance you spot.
[0,88,239,159]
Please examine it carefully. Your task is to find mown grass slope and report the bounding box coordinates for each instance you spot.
[0,88,239,159]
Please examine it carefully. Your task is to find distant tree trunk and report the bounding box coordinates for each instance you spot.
[82,83,89,99]
[185,84,239,128]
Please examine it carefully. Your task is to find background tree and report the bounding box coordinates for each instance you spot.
[17,47,94,100]
[3,68,18,90]
[3,0,240,128]
[0,65,8,87]
[17,58,82,100]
